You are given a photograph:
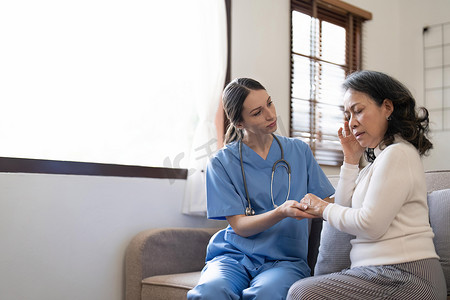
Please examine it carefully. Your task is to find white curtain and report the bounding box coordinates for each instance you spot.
[182,0,228,215]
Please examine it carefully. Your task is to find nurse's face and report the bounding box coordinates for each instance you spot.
[343,89,393,148]
[237,89,277,137]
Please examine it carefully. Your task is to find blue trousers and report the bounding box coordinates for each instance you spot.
[187,256,309,300]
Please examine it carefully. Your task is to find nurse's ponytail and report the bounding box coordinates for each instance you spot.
[222,78,266,144]
[224,124,243,145]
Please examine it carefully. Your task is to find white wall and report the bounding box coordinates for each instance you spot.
[231,0,450,172]
[0,173,223,300]
[231,0,292,138]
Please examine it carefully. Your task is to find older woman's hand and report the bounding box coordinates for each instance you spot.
[338,121,365,165]
[299,193,329,218]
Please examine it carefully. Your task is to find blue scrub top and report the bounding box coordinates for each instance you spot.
[205,135,335,272]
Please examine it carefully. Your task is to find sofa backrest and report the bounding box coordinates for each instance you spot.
[425,170,450,192]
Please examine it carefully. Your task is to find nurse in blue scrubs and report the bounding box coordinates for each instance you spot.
[187,78,335,300]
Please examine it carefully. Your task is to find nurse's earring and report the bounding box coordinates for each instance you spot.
[234,122,245,140]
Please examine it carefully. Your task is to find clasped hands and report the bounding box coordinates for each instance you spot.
[297,193,329,218]
[278,194,329,219]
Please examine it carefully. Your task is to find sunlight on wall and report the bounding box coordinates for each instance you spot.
[0,0,218,168]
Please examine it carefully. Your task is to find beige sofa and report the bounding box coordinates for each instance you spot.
[125,170,450,300]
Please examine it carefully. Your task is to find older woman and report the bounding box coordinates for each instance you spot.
[288,70,447,299]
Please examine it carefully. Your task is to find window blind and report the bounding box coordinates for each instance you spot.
[290,0,371,166]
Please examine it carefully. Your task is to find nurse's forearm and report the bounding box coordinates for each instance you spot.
[226,209,286,238]
[225,200,312,237]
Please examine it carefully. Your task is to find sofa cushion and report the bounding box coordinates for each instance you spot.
[428,188,450,295]
[141,271,201,300]
[313,221,354,275]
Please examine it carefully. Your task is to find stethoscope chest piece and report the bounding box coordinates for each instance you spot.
[245,206,255,216]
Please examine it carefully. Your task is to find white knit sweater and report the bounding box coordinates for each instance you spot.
[323,137,439,268]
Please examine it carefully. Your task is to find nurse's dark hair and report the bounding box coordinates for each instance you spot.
[343,70,432,157]
[222,78,266,144]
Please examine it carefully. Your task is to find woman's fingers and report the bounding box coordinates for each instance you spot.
[338,127,344,139]
[344,121,351,136]
[338,122,352,140]
[300,194,318,209]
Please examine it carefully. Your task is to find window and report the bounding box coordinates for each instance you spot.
[423,22,450,132]
[290,0,371,165]
[0,0,229,177]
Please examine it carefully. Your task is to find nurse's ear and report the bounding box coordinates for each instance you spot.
[235,122,244,129]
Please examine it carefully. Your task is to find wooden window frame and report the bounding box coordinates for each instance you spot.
[0,0,231,179]
[290,0,371,166]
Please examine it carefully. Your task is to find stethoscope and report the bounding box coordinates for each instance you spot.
[239,134,291,216]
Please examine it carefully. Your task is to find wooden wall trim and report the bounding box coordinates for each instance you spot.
[0,157,188,179]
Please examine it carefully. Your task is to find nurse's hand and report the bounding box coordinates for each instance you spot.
[298,193,329,218]
[276,200,317,220]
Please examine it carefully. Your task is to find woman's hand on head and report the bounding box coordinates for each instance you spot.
[338,121,365,165]
[298,193,329,218]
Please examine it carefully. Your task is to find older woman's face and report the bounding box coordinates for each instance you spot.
[343,89,393,148]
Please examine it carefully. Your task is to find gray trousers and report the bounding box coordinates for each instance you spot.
[287,258,447,300]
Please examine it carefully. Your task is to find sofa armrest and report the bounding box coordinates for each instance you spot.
[125,227,220,300]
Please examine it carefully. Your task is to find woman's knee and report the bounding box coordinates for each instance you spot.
[287,278,317,300]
